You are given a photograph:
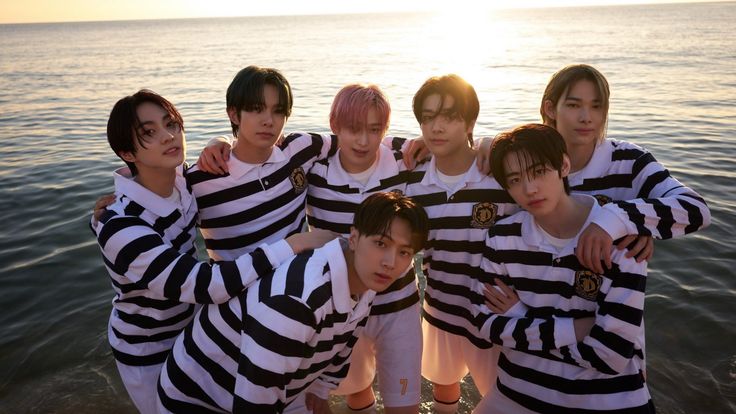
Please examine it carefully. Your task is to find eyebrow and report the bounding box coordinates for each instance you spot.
[504,162,546,178]
[564,95,600,103]
[138,113,172,127]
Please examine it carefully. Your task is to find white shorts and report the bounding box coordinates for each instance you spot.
[116,360,163,414]
[332,302,422,407]
[421,320,499,396]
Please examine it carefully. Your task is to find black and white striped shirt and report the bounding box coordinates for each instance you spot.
[306,141,416,316]
[405,158,519,347]
[475,195,652,413]
[157,238,374,413]
[93,167,291,367]
[187,132,337,261]
[572,138,710,240]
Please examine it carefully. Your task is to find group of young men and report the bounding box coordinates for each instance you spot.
[93,64,711,413]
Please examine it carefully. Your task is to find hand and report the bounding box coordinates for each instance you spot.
[197,137,231,174]
[616,235,654,263]
[576,223,614,274]
[402,136,429,170]
[482,278,519,314]
[475,136,493,175]
[305,392,332,414]
[573,317,595,342]
[285,229,338,254]
[92,193,116,224]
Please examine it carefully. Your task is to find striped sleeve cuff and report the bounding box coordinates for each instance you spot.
[592,206,633,240]
[260,239,295,269]
[553,317,577,349]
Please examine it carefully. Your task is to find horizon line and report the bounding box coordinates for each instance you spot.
[0,0,731,26]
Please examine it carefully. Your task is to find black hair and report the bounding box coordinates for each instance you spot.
[490,123,571,194]
[353,191,429,252]
[106,89,183,176]
[412,74,479,144]
[226,65,293,137]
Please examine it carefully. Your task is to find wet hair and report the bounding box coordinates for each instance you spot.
[353,191,429,253]
[412,74,479,144]
[491,123,571,194]
[106,89,184,176]
[226,65,293,137]
[329,84,390,136]
[540,64,610,143]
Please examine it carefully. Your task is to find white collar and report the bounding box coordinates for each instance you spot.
[520,193,599,255]
[322,238,376,316]
[226,146,287,179]
[326,144,400,189]
[113,165,192,217]
[420,156,485,191]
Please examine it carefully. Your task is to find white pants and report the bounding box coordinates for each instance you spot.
[333,302,423,407]
[116,360,163,414]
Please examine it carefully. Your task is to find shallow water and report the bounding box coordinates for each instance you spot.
[0,2,735,413]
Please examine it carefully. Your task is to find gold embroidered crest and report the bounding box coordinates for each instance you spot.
[289,167,307,194]
[574,270,602,301]
[593,194,612,206]
[470,202,497,229]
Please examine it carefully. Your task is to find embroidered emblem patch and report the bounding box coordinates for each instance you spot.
[574,270,602,301]
[593,194,612,206]
[289,167,307,194]
[470,202,497,229]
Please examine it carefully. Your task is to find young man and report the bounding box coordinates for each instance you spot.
[156,191,430,413]
[200,84,423,413]
[186,66,339,263]
[93,90,331,414]
[473,123,654,413]
[403,74,519,413]
[306,84,420,413]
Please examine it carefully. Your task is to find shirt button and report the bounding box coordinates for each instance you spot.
[264,180,269,186]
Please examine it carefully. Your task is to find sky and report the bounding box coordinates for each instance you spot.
[0,0,730,24]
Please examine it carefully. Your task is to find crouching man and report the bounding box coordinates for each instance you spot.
[157,191,429,413]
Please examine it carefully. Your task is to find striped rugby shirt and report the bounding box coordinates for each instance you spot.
[571,138,710,240]
[187,131,337,261]
[157,238,374,413]
[93,166,293,367]
[405,157,519,347]
[475,194,652,413]
[306,140,416,316]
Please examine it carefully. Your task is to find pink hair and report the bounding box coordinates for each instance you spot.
[329,84,390,135]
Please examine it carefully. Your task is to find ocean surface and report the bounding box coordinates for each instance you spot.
[1,2,734,413]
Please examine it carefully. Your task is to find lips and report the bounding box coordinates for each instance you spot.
[527,199,545,208]
[374,272,393,284]
[163,147,180,156]
[256,132,274,140]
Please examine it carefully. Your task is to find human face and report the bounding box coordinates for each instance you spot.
[228,84,288,163]
[348,217,416,295]
[543,80,605,151]
[336,107,385,174]
[503,150,570,218]
[419,94,474,159]
[120,101,185,174]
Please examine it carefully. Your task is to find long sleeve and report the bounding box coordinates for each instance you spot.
[553,253,647,375]
[98,215,291,304]
[589,144,711,240]
[233,294,317,413]
[476,247,577,351]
